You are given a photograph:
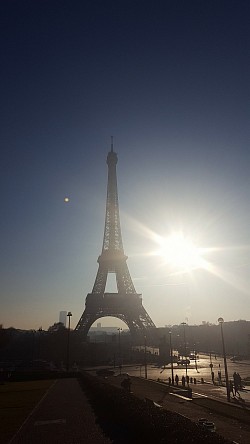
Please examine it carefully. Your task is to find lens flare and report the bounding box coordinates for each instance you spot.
[156,232,205,272]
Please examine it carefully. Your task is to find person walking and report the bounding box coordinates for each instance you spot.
[211,371,215,384]
[233,372,240,396]
[218,370,222,385]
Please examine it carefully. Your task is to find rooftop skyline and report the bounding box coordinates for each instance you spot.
[1,0,250,330]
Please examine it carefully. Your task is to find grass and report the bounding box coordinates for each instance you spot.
[0,379,55,443]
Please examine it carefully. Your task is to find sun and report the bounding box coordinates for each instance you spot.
[156,232,205,272]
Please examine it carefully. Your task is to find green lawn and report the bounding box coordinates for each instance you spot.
[0,379,55,443]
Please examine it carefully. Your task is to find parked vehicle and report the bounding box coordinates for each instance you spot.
[177,359,190,365]
[197,418,216,432]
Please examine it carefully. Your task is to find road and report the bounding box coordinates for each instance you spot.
[88,353,250,404]
[120,353,250,390]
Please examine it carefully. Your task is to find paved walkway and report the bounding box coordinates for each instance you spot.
[9,378,112,444]
[108,375,250,444]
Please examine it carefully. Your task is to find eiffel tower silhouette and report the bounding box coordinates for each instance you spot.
[75,139,156,340]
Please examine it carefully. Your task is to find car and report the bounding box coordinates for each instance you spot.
[230,356,243,362]
[203,421,216,432]
[197,418,216,432]
[177,359,190,365]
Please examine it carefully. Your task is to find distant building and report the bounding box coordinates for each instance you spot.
[89,322,128,334]
[59,311,67,327]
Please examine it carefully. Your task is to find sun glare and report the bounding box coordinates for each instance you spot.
[156,232,205,272]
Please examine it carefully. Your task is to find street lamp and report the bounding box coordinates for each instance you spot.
[144,335,148,379]
[31,330,36,367]
[118,328,122,375]
[181,322,188,377]
[169,331,174,385]
[218,317,230,402]
[193,343,199,373]
[66,311,72,372]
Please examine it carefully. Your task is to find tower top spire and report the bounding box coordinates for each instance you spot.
[107,135,117,165]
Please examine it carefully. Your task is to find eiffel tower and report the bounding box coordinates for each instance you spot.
[75,139,156,340]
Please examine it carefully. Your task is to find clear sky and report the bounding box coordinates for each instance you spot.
[1,0,250,330]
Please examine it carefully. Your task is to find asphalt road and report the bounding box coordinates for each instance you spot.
[119,354,250,389]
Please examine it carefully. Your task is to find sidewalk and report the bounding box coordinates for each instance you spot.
[9,378,111,444]
[106,375,250,444]
[193,380,250,408]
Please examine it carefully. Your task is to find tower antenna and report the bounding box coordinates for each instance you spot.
[111,136,114,152]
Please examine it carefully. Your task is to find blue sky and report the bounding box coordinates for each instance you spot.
[1,0,250,329]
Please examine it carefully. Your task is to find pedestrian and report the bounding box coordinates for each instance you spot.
[168,377,171,386]
[211,371,215,384]
[194,377,196,384]
[237,373,242,389]
[186,375,189,385]
[121,376,131,392]
[218,370,222,384]
[233,372,240,396]
[175,374,179,386]
[182,375,185,387]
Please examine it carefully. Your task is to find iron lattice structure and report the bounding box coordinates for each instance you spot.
[75,141,156,339]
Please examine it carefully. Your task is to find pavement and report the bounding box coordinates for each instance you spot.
[191,380,250,407]
[8,378,112,444]
[106,374,250,444]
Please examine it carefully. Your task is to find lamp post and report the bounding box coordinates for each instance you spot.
[66,311,72,372]
[169,330,174,385]
[144,335,148,379]
[118,328,122,375]
[194,343,199,373]
[37,327,42,361]
[218,317,230,402]
[181,322,188,377]
[209,350,214,378]
[31,329,35,367]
